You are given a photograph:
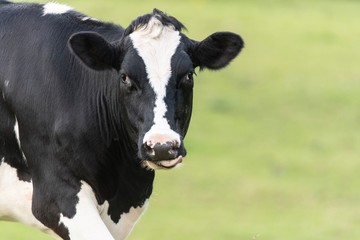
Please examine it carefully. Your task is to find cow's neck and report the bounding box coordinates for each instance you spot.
[87,84,154,220]
[103,139,154,223]
[93,82,122,147]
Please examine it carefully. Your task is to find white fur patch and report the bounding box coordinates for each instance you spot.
[0,159,51,233]
[14,118,21,150]
[59,181,148,240]
[81,17,99,22]
[42,3,73,16]
[100,200,149,240]
[130,17,181,145]
[14,118,27,162]
[59,181,115,240]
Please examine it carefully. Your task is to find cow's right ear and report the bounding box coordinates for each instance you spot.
[68,32,120,71]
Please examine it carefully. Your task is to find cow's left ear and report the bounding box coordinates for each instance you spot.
[191,32,244,70]
[68,32,120,71]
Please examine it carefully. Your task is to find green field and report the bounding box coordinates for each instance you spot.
[1,0,360,239]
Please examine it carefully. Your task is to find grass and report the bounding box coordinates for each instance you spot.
[1,0,360,239]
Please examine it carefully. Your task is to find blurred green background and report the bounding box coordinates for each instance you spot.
[1,0,360,239]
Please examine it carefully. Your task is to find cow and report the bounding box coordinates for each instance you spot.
[0,1,243,239]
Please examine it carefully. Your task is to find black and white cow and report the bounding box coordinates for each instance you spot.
[0,1,243,239]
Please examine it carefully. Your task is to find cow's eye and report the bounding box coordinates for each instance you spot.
[186,72,194,81]
[178,71,195,89]
[120,73,131,85]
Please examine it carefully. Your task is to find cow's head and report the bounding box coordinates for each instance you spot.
[68,9,243,170]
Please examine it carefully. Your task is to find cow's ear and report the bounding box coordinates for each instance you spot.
[68,32,120,71]
[191,32,244,70]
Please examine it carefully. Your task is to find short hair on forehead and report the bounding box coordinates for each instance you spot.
[124,9,186,36]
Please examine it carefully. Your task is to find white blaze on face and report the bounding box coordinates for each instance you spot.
[42,3,73,16]
[130,17,182,146]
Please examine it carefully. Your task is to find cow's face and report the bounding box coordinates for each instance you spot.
[69,9,243,170]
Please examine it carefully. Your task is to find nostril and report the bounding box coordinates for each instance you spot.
[144,141,179,161]
[144,142,155,157]
[172,140,180,149]
[168,148,178,158]
[145,140,153,148]
[175,141,179,148]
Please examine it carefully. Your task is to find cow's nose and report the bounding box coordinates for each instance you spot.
[144,141,179,161]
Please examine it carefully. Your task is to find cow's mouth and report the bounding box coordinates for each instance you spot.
[142,156,183,170]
